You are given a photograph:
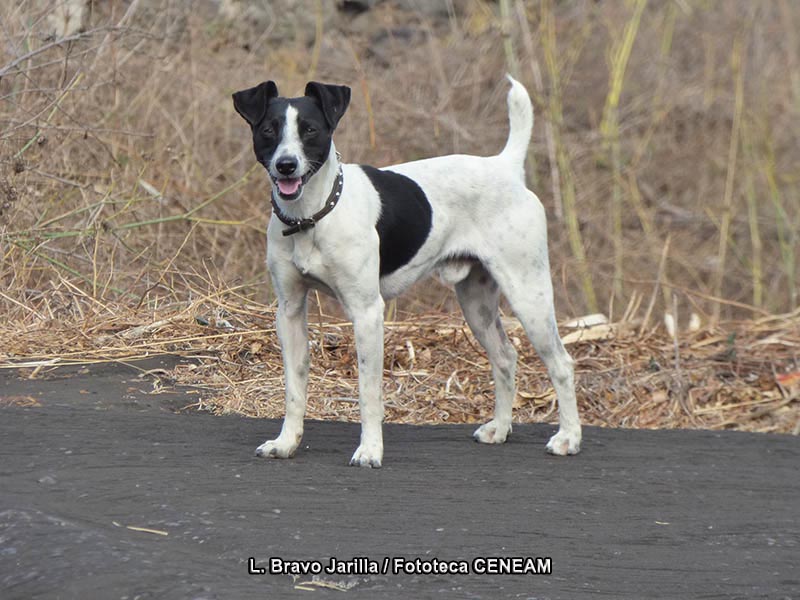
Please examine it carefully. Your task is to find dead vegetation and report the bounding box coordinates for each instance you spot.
[2,289,798,434]
[0,1,798,434]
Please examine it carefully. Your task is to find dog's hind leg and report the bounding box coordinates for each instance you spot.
[485,256,582,456]
[455,264,518,444]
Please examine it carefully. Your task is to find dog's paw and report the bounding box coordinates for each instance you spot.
[255,436,298,459]
[473,420,512,444]
[349,443,383,468]
[546,428,581,456]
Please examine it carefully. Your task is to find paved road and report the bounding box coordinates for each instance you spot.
[1,360,798,599]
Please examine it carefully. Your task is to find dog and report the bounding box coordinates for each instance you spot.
[232,76,581,467]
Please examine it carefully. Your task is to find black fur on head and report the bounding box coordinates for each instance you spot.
[232,80,279,127]
[304,82,351,130]
[231,80,352,201]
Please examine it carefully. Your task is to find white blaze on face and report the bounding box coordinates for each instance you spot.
[270,106,308,194]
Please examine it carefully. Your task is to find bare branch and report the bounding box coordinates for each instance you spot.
[0,26,123,79]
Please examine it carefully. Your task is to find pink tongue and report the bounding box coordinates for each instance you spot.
[277,178,302,195]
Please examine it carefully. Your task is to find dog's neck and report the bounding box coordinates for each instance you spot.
[271,143,340,222]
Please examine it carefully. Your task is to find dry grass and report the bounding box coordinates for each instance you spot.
[1,1,798,434]
[2,290,798,434]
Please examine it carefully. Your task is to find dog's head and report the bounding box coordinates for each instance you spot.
[232,81,350,201]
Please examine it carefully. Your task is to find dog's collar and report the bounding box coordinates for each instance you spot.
[270,167,344,237]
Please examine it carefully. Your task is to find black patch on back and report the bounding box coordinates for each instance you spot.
[361,165,433,276]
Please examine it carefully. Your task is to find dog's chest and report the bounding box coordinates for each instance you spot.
[290,234,323,278]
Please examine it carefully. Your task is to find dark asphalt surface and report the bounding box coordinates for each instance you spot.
[1,359,798,599]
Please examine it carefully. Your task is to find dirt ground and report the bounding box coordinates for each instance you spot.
[1,358,798,599]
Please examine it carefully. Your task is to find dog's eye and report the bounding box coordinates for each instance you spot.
[262,125,276,137]
[303,125,317,137]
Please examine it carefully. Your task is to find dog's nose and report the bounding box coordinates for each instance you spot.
[275,157,298,176]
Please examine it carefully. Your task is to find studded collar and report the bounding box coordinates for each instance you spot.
[270,167,344,237]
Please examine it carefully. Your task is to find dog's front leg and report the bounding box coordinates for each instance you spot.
[346,295,385,468]
[256,280,309,459]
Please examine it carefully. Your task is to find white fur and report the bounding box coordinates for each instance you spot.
[257,76,581,467]
[271,105,305,180]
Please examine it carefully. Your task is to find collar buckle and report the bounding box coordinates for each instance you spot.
[297,218,315,231]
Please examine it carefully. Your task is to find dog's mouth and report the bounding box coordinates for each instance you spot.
[270,172,313,201]
[275,176,302,198]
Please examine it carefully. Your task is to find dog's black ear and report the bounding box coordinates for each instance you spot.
[304,82,351,129]
[232,81,278,126]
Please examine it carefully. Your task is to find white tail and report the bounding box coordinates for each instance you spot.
[499,75,534,178]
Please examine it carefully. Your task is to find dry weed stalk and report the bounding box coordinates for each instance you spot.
[2,1,798,321]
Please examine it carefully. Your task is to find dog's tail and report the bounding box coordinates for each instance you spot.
[499,74,533,178]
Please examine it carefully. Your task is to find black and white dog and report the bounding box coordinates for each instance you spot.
[232,76,581,467]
